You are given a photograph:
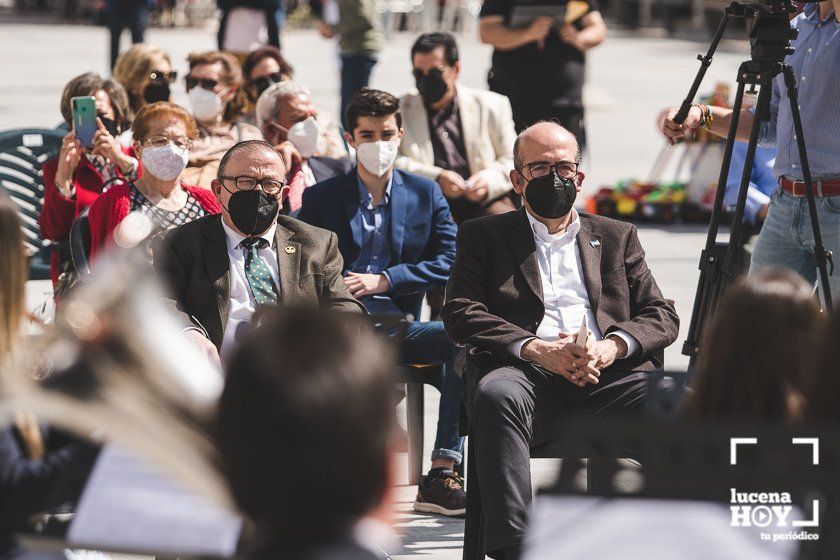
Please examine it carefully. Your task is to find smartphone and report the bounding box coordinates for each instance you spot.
[71,96,97,148]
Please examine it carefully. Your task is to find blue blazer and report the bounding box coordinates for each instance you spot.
[298,168,456,317]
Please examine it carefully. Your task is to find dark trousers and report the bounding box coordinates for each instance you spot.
[508,102,587,152]
[471,364,647,553]
[108,3,149,69]
[339,53,378,127]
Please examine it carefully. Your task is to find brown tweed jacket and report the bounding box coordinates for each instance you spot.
[442,208,679,372]
[155,213,364,350]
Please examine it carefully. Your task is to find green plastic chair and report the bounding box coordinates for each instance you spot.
[0,128,66,280]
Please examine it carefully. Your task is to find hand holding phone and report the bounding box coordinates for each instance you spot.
[71,96,97,148]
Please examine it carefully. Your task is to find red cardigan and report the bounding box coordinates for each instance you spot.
[87,183,221,263]
[40,149,139,284]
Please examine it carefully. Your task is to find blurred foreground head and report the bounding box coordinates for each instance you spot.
[216,308,397,544]
[685,268,823,422]
[807,306,840,423]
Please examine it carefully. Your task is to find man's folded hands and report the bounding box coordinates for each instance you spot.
[522,335,626,387]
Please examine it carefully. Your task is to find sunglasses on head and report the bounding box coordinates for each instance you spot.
[149,70,177,84]
[185,76,219,91]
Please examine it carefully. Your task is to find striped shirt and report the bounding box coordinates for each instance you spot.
[758,4,840,180]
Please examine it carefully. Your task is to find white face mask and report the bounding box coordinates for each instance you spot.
[141,143,189,181]
[189,86,225,122]
[287,117,321,159]
[356,140,398,177]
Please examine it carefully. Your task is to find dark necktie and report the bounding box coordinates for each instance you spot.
[240,237,278,307]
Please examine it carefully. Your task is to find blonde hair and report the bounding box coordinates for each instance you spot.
[114,44,172,112]
[0,194,25,360]
[0,195,46,459]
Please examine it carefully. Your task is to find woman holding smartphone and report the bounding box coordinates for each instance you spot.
[87,102,220,262]
[40,73,138,288]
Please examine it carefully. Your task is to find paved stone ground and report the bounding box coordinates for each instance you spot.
[2,20,750,559]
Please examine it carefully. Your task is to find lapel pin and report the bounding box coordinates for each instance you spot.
[590,240,601,248]
[284,245,296,254]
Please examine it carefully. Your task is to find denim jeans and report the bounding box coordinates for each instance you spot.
[750,185,840,299]
[339,53,378,127]
[402,320,464,465]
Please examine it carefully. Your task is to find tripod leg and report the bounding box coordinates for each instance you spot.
[673,12,732,124]
[728,73,774,252]
[781,65,834,309]
[705,78,745,249]
[682,79,747,366]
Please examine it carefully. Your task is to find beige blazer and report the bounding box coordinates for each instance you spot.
[396,85,516,202]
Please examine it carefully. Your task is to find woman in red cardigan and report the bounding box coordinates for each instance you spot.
[88,102,220,262]
[40,73,137,285]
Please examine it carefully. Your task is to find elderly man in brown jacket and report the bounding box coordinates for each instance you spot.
[442,122,679,560]
[155,140,363,367]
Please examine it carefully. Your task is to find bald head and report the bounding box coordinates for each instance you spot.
[513,122,581,171]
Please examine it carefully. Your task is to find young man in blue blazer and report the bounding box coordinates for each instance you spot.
[298,88,465,516]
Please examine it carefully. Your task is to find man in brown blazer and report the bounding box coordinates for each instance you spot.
[155,140,363,366]
[442,123,679,559]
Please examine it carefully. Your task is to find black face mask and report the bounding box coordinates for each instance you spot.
[143,82,171,104]
[226,189,279,235]
[97,113,121,137]
[524,172,578,220]
[415,70,449,105]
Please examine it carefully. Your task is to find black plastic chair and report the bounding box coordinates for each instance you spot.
[0,128,66,279]
[69,206,92,279]
[396,364,444,485]
[368,314,445,485]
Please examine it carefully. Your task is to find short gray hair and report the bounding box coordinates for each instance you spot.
[255,81,312,129]
[512,121,582,170]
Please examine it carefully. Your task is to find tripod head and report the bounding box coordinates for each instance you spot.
[725,0,798,63]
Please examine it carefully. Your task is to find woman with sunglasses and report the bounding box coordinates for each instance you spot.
[88,102,220,263]
[241,45,294,124]
[181,50,263,189]
[40,72,138,288]
[113,44,177,115]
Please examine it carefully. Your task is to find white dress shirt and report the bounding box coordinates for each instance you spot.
[301,160,318,187]
[509,210,640,359]
[219,220,280,363]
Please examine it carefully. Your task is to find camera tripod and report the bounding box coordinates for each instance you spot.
[676,0,833,370]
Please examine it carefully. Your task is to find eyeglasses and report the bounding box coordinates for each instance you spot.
[219,175,287,195]
[144,135,193,150]
[149,70,177,84]
[185,76,219,91]
[412,66,447,80]
[520,161,579,180]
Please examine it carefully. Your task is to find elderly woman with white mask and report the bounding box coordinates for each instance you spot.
[180,51,263,189]
[88,102,221,262]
